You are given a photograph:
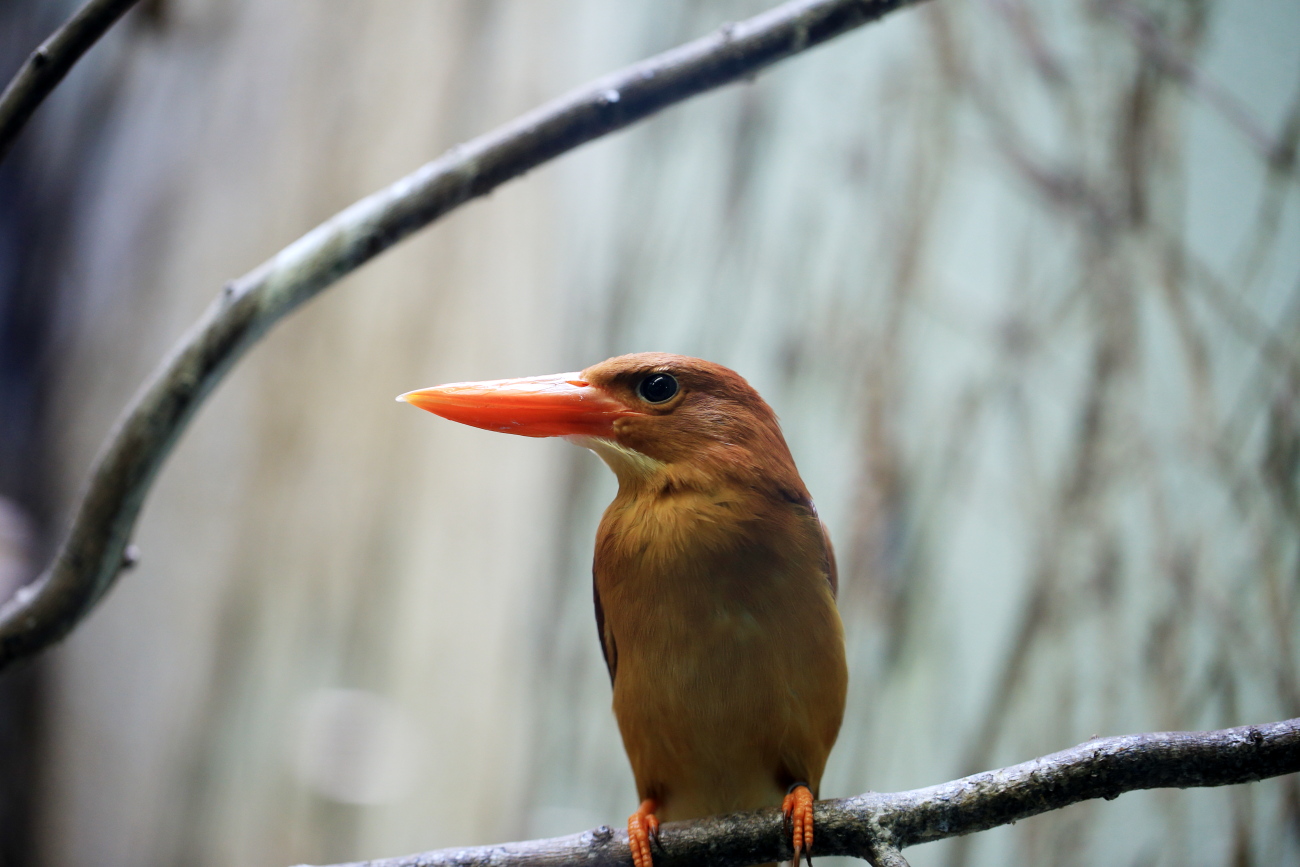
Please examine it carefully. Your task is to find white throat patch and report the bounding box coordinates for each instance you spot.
[566,435,665,481]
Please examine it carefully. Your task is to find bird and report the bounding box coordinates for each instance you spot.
[399,352,847,867]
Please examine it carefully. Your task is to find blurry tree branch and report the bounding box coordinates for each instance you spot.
[302,718,1300,867]
[1099,0,1296,173]
[0,0,923,670]
[0,0,142,165]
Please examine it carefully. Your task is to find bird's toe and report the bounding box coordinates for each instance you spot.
[627,799,659,867]
[782,784,815,867]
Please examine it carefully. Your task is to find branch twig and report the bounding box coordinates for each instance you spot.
[0,0,142,165]
[0,0,921,670]
[1099,0,1290,170]
[300,718,1299,867]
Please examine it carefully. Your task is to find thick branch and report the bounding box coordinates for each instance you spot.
[301,718,1299,867]
[0,0,920,669]
[0,0,142,165]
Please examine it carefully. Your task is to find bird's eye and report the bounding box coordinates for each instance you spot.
[637,373,678,404]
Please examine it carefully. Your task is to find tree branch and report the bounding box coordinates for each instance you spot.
[0,0,922,670]
[300,718,1299,867]
[0,0,142,165]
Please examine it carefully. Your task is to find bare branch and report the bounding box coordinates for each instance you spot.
[298,719,1298,867]
[862,836,912,867]
[0,0,922,669]
[0,0,142,165]
[1099,0,1293,171]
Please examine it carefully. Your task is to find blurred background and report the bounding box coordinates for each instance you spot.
[0,0,1297,865]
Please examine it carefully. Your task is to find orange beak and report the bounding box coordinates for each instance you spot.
[397,373,636,438]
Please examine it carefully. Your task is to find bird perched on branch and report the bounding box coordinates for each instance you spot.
[400,353,847,867]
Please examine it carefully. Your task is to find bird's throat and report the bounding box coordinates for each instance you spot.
[568,435,666,486]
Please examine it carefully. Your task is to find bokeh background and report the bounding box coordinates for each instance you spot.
[1,0,1298,865]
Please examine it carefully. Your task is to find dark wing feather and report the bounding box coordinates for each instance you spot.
[820,520,839,598]
[593,571,617,684]
[783,487,838,598]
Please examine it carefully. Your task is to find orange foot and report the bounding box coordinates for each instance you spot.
[782,784,815,867]
[627,798,660,867]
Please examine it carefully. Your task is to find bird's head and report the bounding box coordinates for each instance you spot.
[399,353,806,497]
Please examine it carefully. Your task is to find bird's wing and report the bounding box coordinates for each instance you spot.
[820,520,839,598]
[594,572,618,684]
[784,487,838,599]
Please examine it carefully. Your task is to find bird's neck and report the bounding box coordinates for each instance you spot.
[577,436,670,489]
[579,435,796,500]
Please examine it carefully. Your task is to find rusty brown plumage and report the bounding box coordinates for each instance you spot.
[400,352,848,867]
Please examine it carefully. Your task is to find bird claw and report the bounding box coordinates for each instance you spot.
[782,784,815,867]
[628,799,660,867]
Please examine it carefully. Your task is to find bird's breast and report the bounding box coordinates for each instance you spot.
[594,485,846,820]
